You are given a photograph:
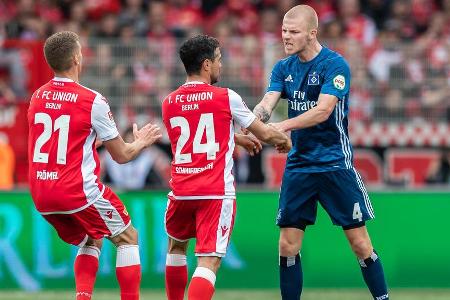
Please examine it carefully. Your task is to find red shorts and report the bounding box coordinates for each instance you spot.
[43,187,131,246]
[165,197,236,257]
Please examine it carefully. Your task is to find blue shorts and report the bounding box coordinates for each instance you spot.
[276,168,375,228]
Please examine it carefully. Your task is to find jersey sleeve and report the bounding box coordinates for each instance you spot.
[91,94,119,141]
[227,88,256,129]
[266,59,285,93]
[320,57,351,101]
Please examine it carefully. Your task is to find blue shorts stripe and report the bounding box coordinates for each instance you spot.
[352,167,374,218]
[354,169,374,216]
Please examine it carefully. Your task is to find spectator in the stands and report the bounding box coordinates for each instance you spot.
[369,21,403,87]
[338,0,377,47]
[96,13,118,38]
[118,0,147,36]
[0,23,27,98]
[385,0,416,40]
[167,0,203,37]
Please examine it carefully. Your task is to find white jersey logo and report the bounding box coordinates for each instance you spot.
[333,75,346,90]
[285,74,293,82]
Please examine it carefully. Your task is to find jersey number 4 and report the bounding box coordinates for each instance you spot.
[170,113,219,164]
[33,112,70,165]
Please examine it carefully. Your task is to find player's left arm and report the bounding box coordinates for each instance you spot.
[269,94,338,132]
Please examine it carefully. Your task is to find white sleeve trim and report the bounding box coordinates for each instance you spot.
[227,88,256,129]
[91,94,119,141]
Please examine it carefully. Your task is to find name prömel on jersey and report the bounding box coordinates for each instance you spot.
[290,91,317,111]
[36,170,59,180]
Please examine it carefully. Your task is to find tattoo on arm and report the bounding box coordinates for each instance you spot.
[253,105,271,123]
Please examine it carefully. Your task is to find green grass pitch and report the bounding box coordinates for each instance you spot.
[2,289,450,300]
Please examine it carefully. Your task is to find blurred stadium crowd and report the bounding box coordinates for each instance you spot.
[0,0,449,189]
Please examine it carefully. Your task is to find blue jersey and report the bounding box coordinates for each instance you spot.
[267,46,352,173]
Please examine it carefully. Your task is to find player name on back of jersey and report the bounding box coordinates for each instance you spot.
[36,170,59,180]
[175,162,214,174]
[34,89,79,110]
[167,91,213,111]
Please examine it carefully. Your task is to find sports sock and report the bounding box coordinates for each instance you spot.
[74,246,100,300]
[116,245,141,300]
[165,254,188,300]
[358,250,389,300]
[279,254,302,300]
[187,267,216,300]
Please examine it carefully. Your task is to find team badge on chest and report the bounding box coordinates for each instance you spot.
[307,73,320,85]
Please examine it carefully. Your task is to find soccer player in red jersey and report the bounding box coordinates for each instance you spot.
[28,31,162,300]
[162,35,292,300]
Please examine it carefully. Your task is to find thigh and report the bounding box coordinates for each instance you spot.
[165,197,196,242]
[318,168,375,227]
[195,199,236,257]
[277,170,319,229]
[43,213,87,246]
[75,187,131,239]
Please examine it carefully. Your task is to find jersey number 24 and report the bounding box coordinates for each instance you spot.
[170,113,219,164]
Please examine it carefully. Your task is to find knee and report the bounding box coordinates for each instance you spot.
[198,257,221,274]
[279,237,300,257]
[168,238,188,255]
[84,238,103,250]
[350,238,373,259]
[111,226,138,247]
[126,226,139,244]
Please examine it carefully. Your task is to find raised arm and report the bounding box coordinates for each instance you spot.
[270,94,337,132]
[104,123,162,164]
[253,91,282,123]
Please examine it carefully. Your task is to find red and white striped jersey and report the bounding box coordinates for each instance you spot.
[28,77,119,214]
[162,81,256,199]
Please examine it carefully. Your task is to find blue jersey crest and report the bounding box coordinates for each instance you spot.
[307,73,320,85]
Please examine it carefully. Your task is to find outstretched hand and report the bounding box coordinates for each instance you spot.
[268,122,287,133]
[275,138,292,153]
[267,123,291,153]
[235,133,263,156]
[133,123,162,147]
[241,126,250,135]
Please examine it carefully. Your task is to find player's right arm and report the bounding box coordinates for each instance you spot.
[103,123,162,164]
[253,59,285,123]
[91,95,162,164]
[253,91,281,123]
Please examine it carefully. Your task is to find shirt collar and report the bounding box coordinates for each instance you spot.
[183,81,207,85]
[53,77,75,82]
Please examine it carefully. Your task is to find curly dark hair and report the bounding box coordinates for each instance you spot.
[179,34,220,76]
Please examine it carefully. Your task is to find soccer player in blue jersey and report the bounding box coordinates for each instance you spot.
[252,5,389,300]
